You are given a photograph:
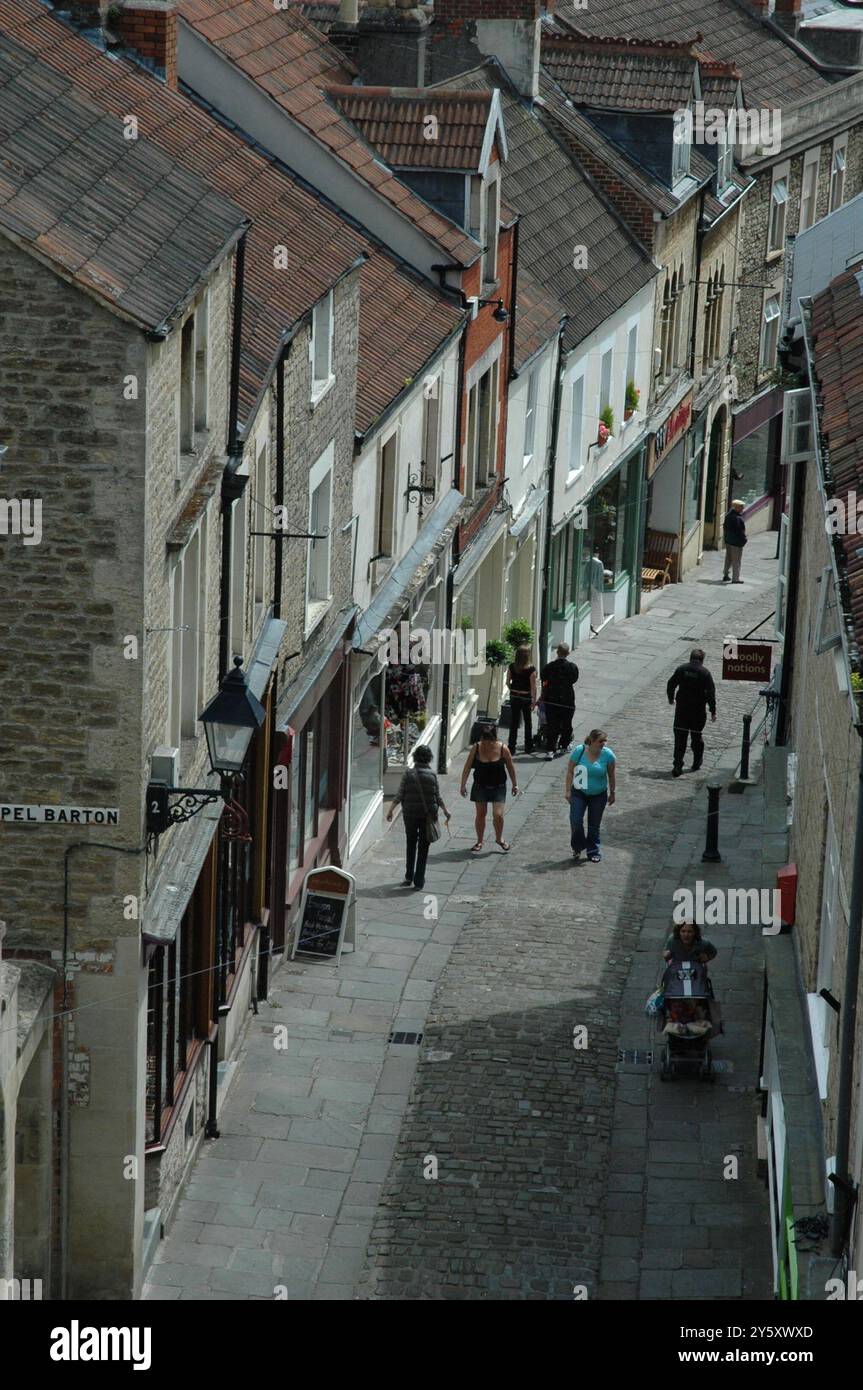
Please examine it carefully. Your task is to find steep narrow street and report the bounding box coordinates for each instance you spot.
[145,536,777,1300]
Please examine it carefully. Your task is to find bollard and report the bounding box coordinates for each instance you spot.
[702,783,722,862]
[740,712,752,781]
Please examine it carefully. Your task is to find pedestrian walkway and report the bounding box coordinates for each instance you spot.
[143,536,777,1300]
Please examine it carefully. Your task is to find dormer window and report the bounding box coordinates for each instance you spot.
[471,170,500,288]
[672,112,690,185]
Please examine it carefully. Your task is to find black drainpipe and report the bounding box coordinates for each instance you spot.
[438,325,468,775]
[539,323,568,663]
[687,189,707,381]
[273,344,287,621]
[507,218,520,386]
[220,234,248,678]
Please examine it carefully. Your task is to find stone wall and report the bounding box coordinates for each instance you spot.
[735,127,863,400]
[650,198,700,413]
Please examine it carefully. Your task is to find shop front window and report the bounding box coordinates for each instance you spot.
[385,659,430,768]
[732,417,778,511]
[683,417,706,536]
[576,508,596,611]
[456,573,478,699]
[350,668,385,835]
[289,748,301,874]
[592,469,628,586]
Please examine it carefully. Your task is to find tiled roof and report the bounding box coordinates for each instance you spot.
[811,266,863,658]
[292,0,367,33]
[327,87,496,171]
[450,66,656,354]
[1,0,462,433]
[514,269,565,372]
[540,34,700,112]
[0,30,247,332]
[179,0,479,265]
[552,0,830,108]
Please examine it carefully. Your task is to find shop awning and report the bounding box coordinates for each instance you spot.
[353,488,465,650]
[453,507,508,591]
[277,603,359,732]
[143,799,222,945]
[247,617,287,703]
[509,486,547,541]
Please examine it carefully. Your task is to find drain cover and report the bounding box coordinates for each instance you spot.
[389,1031,423,1045]
[618,1048,653,1064]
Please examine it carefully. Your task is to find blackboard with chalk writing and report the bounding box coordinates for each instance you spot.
[295,892,346,958]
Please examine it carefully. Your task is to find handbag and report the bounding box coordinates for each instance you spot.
[644,987,665,1018]
[497,700,513,730]
[413,766,441,843]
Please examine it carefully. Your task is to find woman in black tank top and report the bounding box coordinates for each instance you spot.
[459,723,519,853]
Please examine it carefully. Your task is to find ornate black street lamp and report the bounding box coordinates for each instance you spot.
[146,658,266,835]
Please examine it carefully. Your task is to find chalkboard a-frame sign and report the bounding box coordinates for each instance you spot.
[292,866,356,963]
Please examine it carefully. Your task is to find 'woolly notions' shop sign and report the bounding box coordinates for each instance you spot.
[0,805,120,826]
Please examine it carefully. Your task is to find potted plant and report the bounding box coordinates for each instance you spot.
[600,405,614,435]
[624,381,640,420]
[503,619,534,650]
[852,671,863,719]
[482,638,513,715]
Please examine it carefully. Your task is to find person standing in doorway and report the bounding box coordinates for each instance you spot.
[540,643,579,759]
[460,723,519,852]
[565,729,616,863]
[506,645,537,755]
[667,647,716,777]
[386,744,451,890]
[722,499,747,583]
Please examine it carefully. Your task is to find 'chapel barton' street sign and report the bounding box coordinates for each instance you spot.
[721,642,773,683]
[0,804,120,825]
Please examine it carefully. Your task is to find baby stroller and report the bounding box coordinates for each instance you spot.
[656,958,721,1082]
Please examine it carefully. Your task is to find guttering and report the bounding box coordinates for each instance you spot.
[273,340,291,622]
[226,232,248,460]
[438,324,468,775]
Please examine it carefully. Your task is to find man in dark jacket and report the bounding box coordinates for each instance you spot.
[667,647,716,776]
[722,499,747,582]
[540,643,579,758]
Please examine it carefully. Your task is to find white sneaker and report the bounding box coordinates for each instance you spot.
[545,751,555,761]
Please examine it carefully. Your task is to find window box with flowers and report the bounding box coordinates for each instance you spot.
[597,406,614,447]
[624,381,640,421]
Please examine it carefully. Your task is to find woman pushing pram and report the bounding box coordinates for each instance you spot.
[648,921,722,1081]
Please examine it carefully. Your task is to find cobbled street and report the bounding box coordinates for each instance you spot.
[145,536,776,1301]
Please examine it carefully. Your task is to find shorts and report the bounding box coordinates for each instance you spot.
[471,785,506,804]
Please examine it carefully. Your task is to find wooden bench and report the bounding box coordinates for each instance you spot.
[641,529,677,591]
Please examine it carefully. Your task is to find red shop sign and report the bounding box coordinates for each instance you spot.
[654,393,693,464]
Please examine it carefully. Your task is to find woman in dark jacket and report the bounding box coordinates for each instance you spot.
[386,744,451,889]
[663,920,717,964]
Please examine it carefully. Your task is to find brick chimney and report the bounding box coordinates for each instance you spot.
[118,1,178,90]
[433,0,543,99]
[773,0,801,34]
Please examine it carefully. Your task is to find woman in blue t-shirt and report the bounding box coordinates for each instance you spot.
[564,729,616,862]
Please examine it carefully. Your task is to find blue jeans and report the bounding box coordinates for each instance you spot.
[569,790,608,856]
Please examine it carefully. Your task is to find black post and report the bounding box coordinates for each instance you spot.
[702,783,722,862]
[205,1024,220,1140]
[740,713,752,781]
[258,921,271,1002]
